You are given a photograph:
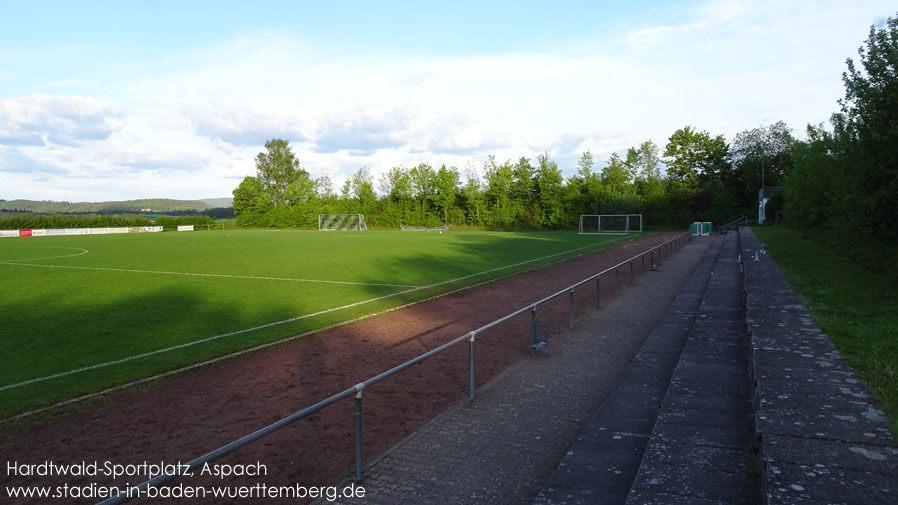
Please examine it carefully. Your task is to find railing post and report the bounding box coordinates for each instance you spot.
[354,385,364,481]
[615,268,620,296]
[468,334,475,400]
[650,249,654,269]
[530,306,537,352]
[641,255,645,278]
[595,276,600,309]
[569,289,575,328]
[629,261,634,285]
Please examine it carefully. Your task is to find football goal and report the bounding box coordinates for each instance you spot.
[579,214,642,234]
[318,214,368,231]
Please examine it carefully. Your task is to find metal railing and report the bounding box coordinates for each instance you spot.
[718,215,747,235]
[96,231,689,505]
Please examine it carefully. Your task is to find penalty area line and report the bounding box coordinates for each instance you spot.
[0,234,637,395]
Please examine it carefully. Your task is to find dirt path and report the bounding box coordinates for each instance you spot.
[2,232,681,504]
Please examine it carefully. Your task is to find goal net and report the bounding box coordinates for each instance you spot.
[579,214,642,234]
[318,214,368,231]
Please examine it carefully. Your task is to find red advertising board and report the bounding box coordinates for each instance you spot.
[19,229,32,237]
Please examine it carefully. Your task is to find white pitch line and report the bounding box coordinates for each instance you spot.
[0,235,633,392]
[0,261,420,288]
[0,247,89,262]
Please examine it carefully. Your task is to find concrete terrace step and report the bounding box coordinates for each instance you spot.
[538,228,898,505]
[533,236,727,505]
[739,227,898,505]
[624,231,760,505]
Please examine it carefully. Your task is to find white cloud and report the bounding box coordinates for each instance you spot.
[0,145,66,174]
[4,1,895,201]
[102,140,213,173]
[0,94,125,147]
[407,116,510,156]
[311,110,408,155]
[181,102,306,146]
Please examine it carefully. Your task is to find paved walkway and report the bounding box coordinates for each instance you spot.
[326,238,713,505]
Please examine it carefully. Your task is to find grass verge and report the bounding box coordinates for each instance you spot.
[753,225,898,436]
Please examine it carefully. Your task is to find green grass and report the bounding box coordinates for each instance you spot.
[0,229,641,418]
[753,226,898,436]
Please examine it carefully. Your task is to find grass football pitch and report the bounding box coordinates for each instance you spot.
[0,229,639,419]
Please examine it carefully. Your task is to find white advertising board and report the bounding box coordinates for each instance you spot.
[1,226,167,237]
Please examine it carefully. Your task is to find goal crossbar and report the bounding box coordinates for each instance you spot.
[579,214,642,235]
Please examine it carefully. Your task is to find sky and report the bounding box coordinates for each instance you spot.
[0,0,894,202]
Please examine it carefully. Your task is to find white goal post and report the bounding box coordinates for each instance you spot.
[318,214,368,231]
[579,214,643,234]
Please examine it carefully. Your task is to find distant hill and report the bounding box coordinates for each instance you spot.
[0,198,225,214]
[200,197,233,208]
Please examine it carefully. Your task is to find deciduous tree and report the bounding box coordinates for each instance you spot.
[663,127,730,185]
[255,139,304,207]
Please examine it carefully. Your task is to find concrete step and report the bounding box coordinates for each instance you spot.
[533,237,727,505]
[625,231,760,505]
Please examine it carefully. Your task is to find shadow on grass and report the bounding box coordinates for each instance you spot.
[0,284,299,419]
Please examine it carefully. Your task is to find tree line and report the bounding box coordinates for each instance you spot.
[234,14,897,254]
[784,15,897,248]
[153,215,216,230]
[233,128,785,231]
[0,213,215,230]
[0,213,152,230]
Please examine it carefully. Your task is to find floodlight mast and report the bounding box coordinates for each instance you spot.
[758,131,768,224]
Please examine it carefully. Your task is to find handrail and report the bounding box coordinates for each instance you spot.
[96,231,689,505]
[718,215,747,235]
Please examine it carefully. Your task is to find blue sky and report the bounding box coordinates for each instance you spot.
[1,0,894,201]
